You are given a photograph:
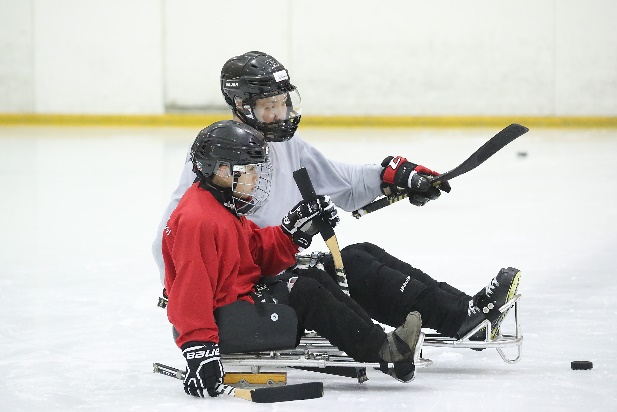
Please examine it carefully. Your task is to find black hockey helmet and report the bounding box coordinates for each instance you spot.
[191,120,272,214]
[220,51,301,142]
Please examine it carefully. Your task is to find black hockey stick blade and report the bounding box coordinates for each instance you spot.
[153,363,324,403]
[352,123,529,218]
[250,382,324,403]
[430,123,528,184]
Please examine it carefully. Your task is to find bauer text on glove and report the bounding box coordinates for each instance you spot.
[181,341,224,398]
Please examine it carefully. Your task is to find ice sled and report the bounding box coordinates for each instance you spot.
[156,288,522,387]
[155,253,522,386]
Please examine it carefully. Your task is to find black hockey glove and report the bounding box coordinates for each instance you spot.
[380,155,451,206]
[181,341,224,398]
[404,187,442,206]
[281,195,339,248]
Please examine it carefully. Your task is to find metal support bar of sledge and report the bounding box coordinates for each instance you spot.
[220,332,432,383]
[422,294,523,364]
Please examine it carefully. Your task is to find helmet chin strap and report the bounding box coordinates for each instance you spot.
[198,176,237,213]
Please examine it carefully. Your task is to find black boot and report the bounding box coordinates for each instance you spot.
[486,267,521,339]
[378,312,422,382]
[456,267,522,341]
[456,299,486,340]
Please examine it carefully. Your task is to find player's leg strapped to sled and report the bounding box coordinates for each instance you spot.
[313,243,523,363]
[155,243,523,388]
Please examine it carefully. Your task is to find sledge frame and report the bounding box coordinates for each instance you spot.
[423,294,523,364]
[217,294,522,383]
[156,249,523,385]
[220,332,428,384]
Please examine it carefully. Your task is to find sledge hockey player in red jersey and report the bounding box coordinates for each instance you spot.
[154,51,521,348]
[163,120,423,397]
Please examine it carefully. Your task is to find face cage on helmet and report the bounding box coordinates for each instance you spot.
[236,89,302,142]
[230,161,273,215]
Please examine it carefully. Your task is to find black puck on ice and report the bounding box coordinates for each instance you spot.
[571,361,593,370]
[517,151,528,158]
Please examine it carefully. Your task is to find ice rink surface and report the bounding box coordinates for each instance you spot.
[1,125,616,411]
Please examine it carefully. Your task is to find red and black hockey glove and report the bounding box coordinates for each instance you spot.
[181,341,224,398]
[380,156,451,206]
[281,195,339,248]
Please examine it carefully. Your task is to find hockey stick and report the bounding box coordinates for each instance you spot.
[293,168,350,295]
[153,363,323,403]
[352,123,529,218]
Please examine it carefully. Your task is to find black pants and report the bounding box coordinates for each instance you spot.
[322,242,470,337]
[269,268,386,363]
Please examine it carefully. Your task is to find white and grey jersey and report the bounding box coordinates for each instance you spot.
[152,133,383,284]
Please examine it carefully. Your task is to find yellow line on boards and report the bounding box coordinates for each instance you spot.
[0,114,229,128]
[0,114,616,128]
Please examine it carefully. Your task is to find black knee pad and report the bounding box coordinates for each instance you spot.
[294,267,332,283]
[344,242,385,256]
[288,276,327,330]
[295,266,340,289]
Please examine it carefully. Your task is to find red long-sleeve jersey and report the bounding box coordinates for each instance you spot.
[162,183,299,347]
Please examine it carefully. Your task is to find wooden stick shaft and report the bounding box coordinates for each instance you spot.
[325,236,344,269]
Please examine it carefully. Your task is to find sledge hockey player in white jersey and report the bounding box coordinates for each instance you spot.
[153,51,521,343]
